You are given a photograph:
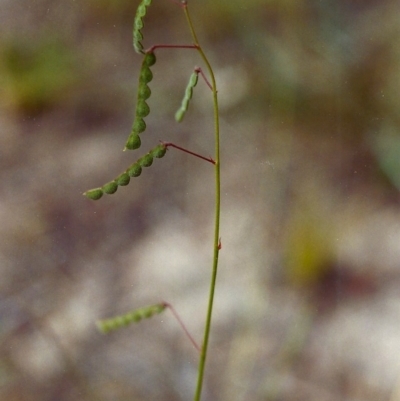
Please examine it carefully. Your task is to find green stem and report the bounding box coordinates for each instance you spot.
[183,4,221,401]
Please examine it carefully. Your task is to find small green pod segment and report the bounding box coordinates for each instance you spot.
[102,181,118,195]
[175,71,199,122]
[116,173,130,186]
[151,144,167,159]
[83,188,103,201]
[144,51,156,67]
[125,133,141,151]
[140,66,153,84]
[138,153,153,167]
[127,163,142,177]
[136,99,150,118]
[133,118,146,133]
[138,84,151,100]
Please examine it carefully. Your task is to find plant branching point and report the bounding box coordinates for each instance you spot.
[85,1,221,400]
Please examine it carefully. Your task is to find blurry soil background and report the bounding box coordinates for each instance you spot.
[1,0,400,400]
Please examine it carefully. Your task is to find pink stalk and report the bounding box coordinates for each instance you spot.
[162,142,215,165]
[162,302,201,352]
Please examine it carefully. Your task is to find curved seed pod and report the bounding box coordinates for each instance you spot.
[116,173,130,186]
[85,144,167,200]
[83,188,103,200]
[125,133,141,151]
[97,303,166,334]
[127,162,142,177]
[175,71,199,122]
[138,153,153,167]
[124,54,156,151]
[102,181,118,194]
[133,0,153,54]
[151,144,167,159]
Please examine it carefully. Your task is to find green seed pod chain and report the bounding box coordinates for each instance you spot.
[125,51,157,151]
[97,303,167,334]
[133,0,152,54]
[175,70,199,122]
[83,143,167,200]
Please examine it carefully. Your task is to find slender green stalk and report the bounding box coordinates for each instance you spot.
[183,4,221,401]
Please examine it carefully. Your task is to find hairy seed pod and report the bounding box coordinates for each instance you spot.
[133,0,153,53]
[151,144,167,158]
[137,100,150,118]
[138,153,153,167]
[97,303,166,334]
[83,188,103,201]
[125,133,141,150]
[175,71,199,122]
[116,173,130,186]
[102,181,118,194]
[127,163,142,177]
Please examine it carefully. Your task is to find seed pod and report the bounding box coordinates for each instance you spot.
[125,133,141,150]
[175,71,199,122]
[116,173,130,186]
[138,153,153,167]
[83,188,103,201]
[97,303,166,334]
[151,144,167,158]
[127,163,142,177]
[133,0,153,54]
[102,181,118,194]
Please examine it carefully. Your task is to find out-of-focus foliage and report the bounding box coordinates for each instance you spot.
[0,37,78,114]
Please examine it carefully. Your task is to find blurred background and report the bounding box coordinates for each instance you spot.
[1,0,400,400]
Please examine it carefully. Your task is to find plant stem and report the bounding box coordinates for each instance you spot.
[183,4,221,401]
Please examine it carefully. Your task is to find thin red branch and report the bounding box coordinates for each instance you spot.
[147,44,198,53]
[161,142,215,165]
[195,67,213,91]
[162,302,200,352]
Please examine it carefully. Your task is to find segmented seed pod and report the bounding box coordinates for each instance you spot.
[85,144,167,200]
[151,144,167,158]
[127,162,142,177]
[175,71,199,122]
[97,303,166,334]
[116,173,130,186]
[83,188,103,200]
[102,181,118,194]
[138,153,153,167]
[133,0,153,54]
[124,54,156,151]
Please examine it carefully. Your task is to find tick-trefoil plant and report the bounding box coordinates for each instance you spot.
[84,1,221,400]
